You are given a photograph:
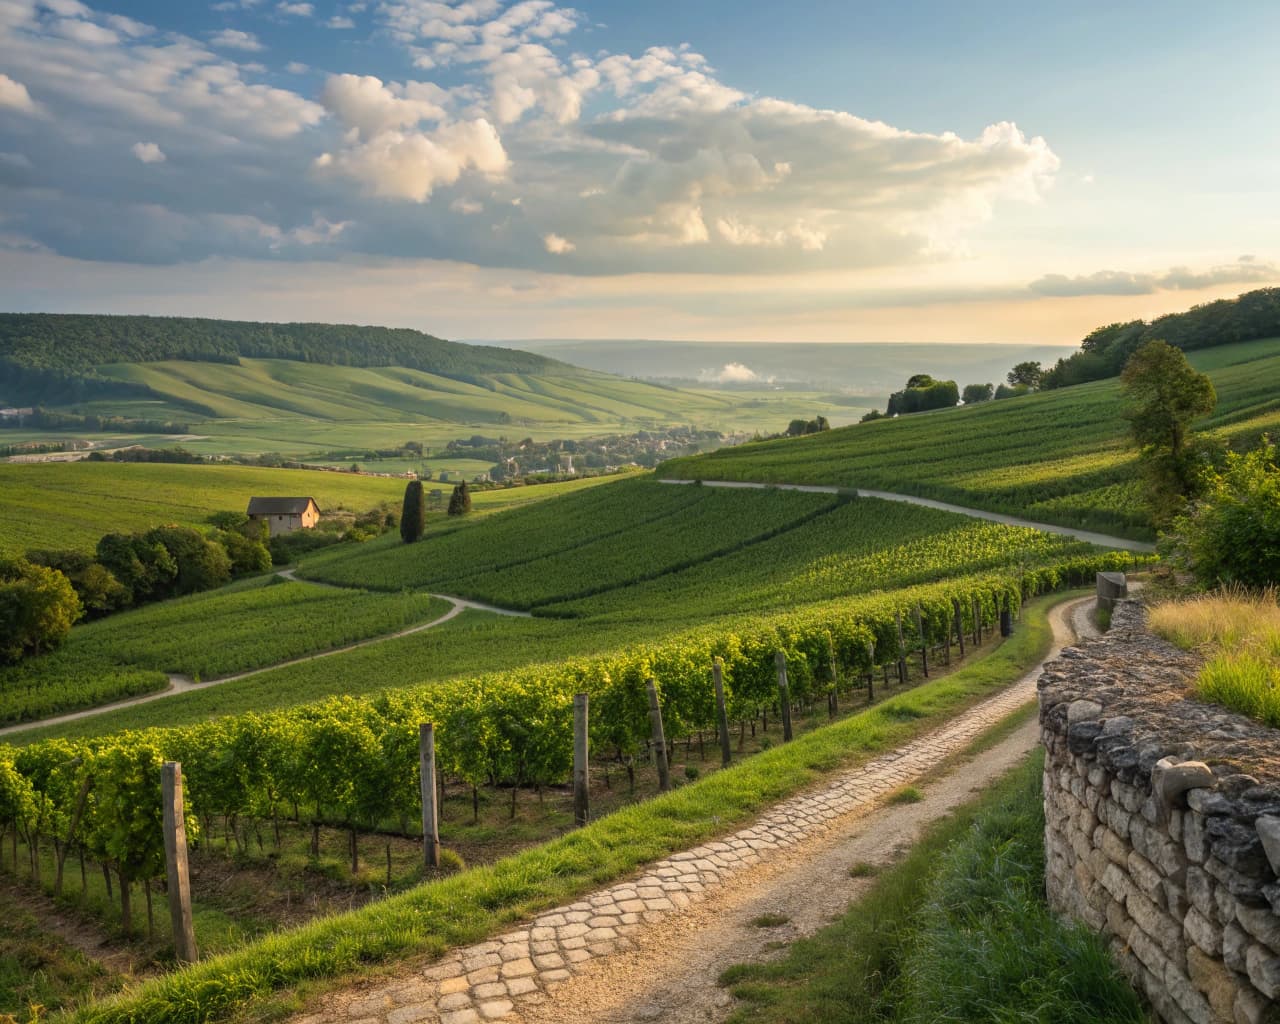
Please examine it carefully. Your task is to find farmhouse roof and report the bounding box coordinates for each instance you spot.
[246,496,318,515]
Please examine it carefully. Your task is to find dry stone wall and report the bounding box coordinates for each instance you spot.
[1040,600,1280,1024]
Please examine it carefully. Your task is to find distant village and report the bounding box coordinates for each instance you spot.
[1,420,753,482]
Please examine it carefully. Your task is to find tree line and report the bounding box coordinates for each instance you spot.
[1014,286,1280,392]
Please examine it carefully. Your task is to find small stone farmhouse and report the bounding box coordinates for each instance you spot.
[246,496,320,537]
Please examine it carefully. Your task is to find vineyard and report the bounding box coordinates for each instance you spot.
[0,563,1129,974]
[658,336,1280,539]
[0,577,450,726]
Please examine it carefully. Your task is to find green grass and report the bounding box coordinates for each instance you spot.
[719,749,1144,1024]
[59,590,1069,1024]
[659,337,1280,539]
[887,785,925,805]
[1149,588,1280,726]
[0,462,617,556]
[0,577,450,726]
[0,887,122,1022]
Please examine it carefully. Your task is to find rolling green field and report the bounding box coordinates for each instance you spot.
[0,462,620,556]
[0,576,450,725]
[13,357,865,460]
[659,337,1280,539]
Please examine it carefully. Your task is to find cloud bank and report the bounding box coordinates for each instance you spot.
[0,0,1063,272]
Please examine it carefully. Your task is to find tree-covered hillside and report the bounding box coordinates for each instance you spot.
[0,313,571,403]
[1042,287,1280,388]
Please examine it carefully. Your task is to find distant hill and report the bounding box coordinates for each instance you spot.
[500,340,1072,396]
[0,313,574,405]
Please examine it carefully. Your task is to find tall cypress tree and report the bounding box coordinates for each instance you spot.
[447,481,471,517]
[400,480,425,542]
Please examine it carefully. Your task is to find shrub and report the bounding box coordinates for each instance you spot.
[1164,439,1280,588]
[448,481,472,517]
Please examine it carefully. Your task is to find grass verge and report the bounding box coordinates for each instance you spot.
[719,749,1145,1024]
[63,589,1075,1024]
[1149,586,1280,726]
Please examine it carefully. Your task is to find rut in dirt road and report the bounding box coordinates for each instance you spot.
[295,595,1094,1024]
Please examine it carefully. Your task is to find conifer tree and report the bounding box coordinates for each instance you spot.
[400,480,425,542]
[447,481,471,517]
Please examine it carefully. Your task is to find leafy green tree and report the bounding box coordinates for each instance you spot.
[448,481,472,517]
[144,525,232,595]
[1006,361,1043,389]
[26,549,128,617]
[0,558,82,662]
[96,532,177,603]
[1121,340,1217,523]
[962,383,994,404]
[216,530,272,576]
[1163,438,1280,587]
[400,480,425,542]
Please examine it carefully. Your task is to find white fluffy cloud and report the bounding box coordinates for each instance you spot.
[131,140,165,163]
[543,232,573,254]
[0,72,36,113]
[0,0,1062,275]
[209,28,263,51]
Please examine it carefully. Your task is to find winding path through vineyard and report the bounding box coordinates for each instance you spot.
[0,578,530,738]
[659,478,1157,553]
[297,594,1094,1024]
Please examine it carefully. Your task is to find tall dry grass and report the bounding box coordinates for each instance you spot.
[1149,587,1280,727]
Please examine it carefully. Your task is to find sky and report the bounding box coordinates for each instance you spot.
[1,0,1278,343]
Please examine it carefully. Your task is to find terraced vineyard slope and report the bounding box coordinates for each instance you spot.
[658,337,1280,540]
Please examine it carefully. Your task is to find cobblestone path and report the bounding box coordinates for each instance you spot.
[299,608,1068,1024]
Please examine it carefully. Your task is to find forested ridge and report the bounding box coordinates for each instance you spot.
[1042,286,1280,388]
[0,313,572,403]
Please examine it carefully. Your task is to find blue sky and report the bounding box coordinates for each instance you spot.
[0,0,1276,342]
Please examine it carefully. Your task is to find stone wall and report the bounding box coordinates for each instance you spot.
[1039,599,1280,1024]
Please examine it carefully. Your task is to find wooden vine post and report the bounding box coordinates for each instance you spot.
[418,723,441,869]
[712,660,732,768]
[645,679,671,793]
[775,651,793,742]
[162,762,198,965]
[894,610,908,685]
[573,693,590,827]
[912,606,929,678]
[972,596,982,645]
[866,641,876,703]
[1000,593,1013,637]
[953,597,966,657]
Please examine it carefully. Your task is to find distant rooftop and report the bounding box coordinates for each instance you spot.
[247,496,318,515]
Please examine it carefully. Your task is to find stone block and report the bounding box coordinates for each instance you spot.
[1186,944,1237,1024]
[1185,906,1225,956]
[1154,761,1217,815]
[1188,867,1217,918]
[1257,816,1280,876]
[1165,958,1214,1024]
[1187,812,1210,864]
[1245,943,1280,1000]
[1224,923,1251,973]
[1130,850,1165,901]
[1237,904,1280,954]
[1129,889,1185,962]
[1233,985,1278,1024]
